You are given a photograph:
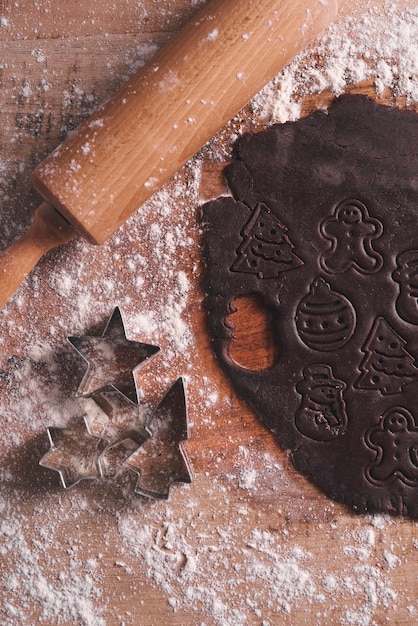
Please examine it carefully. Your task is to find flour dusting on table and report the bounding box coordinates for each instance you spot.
[252,2,418,122]
[1,1,418,625]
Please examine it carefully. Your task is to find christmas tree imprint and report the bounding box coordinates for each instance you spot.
[355,317,418,395]
[366,407,418,485]
[296,277,356,351]
[320,199,383,274]
[295,364,348,441]
[125,378,192,499]
[231,202,303,278]
[392,250,418,324]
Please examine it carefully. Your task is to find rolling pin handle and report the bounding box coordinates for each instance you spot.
[0,0,338,309]
[0,201,75,309]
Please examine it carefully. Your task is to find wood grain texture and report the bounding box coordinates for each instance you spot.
[32,0,337,244]
[0,201,74,308]
[1,1,418,625]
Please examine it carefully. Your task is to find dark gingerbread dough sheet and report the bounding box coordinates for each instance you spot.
[202,94,418,517]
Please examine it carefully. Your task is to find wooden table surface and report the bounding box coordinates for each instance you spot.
[1,1,418,624]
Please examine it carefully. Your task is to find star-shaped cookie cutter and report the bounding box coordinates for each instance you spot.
[39,416,108,488]
[125,377,193,499]
[39,309,193,498]
[68,307,160,404]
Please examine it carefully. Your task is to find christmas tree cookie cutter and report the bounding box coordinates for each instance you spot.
[39,308,193,498]
[126,377,193,499]
[39,379,192,496]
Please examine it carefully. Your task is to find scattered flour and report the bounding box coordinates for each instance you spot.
[1,2,418,625]
[252,3,418,122]
[0,514,105,625]
[114,490,403,626]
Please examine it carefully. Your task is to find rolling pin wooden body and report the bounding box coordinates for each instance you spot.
[0,0,338,306]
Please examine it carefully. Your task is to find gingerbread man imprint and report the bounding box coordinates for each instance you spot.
[320,199,383,274]
[366,407,418,486]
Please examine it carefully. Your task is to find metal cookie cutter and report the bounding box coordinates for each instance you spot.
[68,307,160,404]
[126,377,193,499]
[94,389,150,479]
[39,416,108,488]
[39,306,193,496]
[40,381,193,496]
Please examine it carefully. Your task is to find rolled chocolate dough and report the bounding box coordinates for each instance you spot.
[202,94,418,517]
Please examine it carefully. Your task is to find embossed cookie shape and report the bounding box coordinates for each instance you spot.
[355,317,418,395]
[202,94,418,516]
[320,199,383,274]
[295,364,348,441]
[366,407,418,485]
[296,277,356,351]
[392,250,418,324]
[231,202,303,278]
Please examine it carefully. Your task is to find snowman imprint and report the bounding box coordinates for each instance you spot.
[320,199,383,274]
[393,250,418,324]
[366,407,418,485]
[295,364,348,441]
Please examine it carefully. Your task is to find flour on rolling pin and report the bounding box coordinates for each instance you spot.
[0,0,338,309]
[3,5,418,625]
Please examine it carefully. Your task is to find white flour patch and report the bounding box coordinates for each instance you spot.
[0,2,418,625]
[252,3,418,122]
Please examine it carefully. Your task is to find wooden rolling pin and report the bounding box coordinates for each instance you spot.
[0,0,338,307]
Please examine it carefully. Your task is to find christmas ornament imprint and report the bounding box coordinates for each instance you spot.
[39,416,108,488]
[295,277,356,351]
[202,94,418,516]
[68,307,160,404]
[125,378,193,499]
